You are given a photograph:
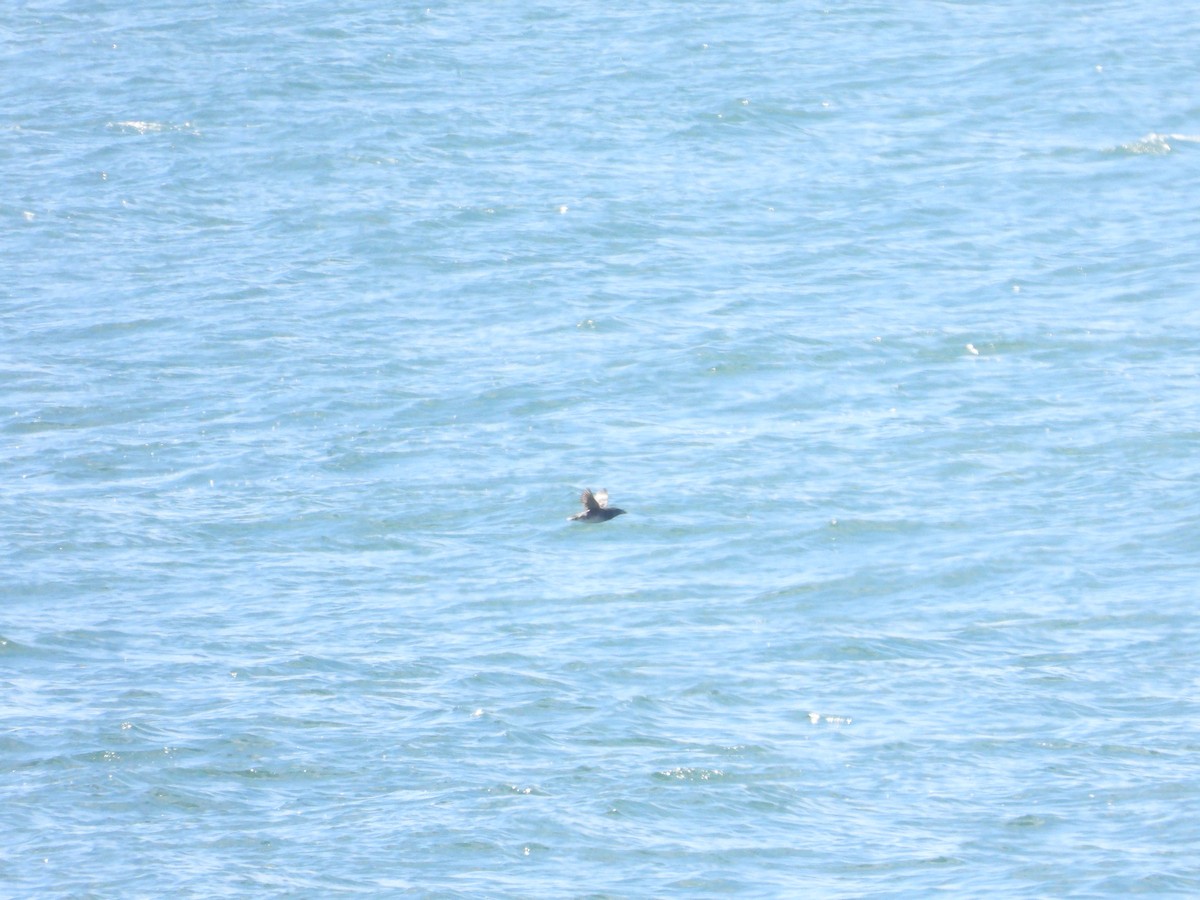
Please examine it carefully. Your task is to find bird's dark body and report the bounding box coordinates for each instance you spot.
[568,489,626,523]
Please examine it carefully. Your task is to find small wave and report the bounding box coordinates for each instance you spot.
[107,120,200,136]
[655,766,726,782]
[1112,132,1200,155]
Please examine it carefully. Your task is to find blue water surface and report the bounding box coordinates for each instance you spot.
[4,1,1200,895]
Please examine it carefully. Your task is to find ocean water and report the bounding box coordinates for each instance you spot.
[4,1,1200,895]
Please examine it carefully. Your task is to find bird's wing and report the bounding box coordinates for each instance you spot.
[581,490,601,512]
[594,489,609,509]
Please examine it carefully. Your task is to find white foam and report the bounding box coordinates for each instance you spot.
[1117,132,1200,155]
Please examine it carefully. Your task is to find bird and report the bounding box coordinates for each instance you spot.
[568,488,626,523]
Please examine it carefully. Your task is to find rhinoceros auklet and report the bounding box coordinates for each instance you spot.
[568,489,626,523]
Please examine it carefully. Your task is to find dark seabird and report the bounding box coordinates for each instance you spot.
[568,489,626,523]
